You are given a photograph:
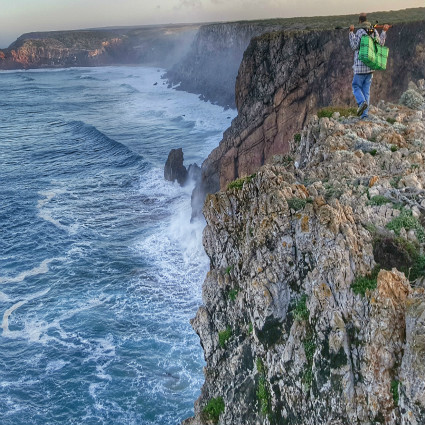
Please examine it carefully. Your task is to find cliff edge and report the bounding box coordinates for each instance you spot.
[192,19,425,216]
[186,83,425,424]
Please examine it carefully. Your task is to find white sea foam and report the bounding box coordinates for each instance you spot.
[0,291,10,302]
[1,287,50,337]
[37,189,78,234]
[0,258,62,285]
[46,359,68,373]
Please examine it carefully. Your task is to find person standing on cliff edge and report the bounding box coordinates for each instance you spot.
[349,13,389,119]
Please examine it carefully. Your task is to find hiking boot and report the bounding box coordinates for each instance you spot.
[357,101,368,116]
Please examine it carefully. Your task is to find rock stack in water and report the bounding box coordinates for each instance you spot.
[184,84,425,425]
[164,148,188,186]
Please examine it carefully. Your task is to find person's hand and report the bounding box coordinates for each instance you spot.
[383,24,390,31]
[349,25,355,32]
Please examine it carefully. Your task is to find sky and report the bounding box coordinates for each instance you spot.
[0,0,424,48]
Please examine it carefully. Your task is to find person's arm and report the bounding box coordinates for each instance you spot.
[379,24,389,46]
[349,26,362,51]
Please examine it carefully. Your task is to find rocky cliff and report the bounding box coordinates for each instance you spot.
[165,8,425,108]
[185,82,425,425]
[164,22,284,108]
[191,19,425,215]
[0,25,199,70]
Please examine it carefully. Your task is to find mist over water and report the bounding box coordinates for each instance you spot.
[0,66,236,424]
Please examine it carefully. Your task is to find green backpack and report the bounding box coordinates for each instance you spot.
[358,35,389,70]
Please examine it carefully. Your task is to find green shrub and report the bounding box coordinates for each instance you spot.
[293,294,309,321]
[351,267,380,296]
[391,380,399,406]
[203,397,225,424]
[367,195,392,206]
[324,183,344,201]
[386,117,396,124]
[287,198,307,211]
[227,173,256,190]
[386,209,425,242]
[369,149,377,156]
[218,327,232,348]
[281,156,294,167]
[248,323,253,334]
[301,332,316,391]
[294,133,301,142]
[302,368,313,389]
[228,288,238,301]
[317,106,357,118]
[390,176,401,188]
[225,265,232,275]
[256,359,271,416]
[390,145,398,152]
[303,337,316,364]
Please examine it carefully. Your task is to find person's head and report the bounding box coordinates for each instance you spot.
[359,13,367,23]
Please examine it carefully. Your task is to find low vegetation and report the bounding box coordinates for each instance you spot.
[317,106,357,118]
[256,358,271,417]
[367,195,392,206]
[351,267,380,296]
[391,380,400,406]
[386,209,425,242]
[293,294,309,321]
[287,197,307,211]
[228,288,238,301]
[202,397,225,424]
[218,327,232,348]
[227,174,256,190]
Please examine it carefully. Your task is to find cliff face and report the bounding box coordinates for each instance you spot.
[0,25,199,70]
[193,20,425,211]
[164,23,285,108]
[186,83,425,425]
[165,8,425,109]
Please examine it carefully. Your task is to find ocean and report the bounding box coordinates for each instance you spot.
[0,66,236,424]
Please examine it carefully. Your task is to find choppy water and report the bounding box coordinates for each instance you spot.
[0,67,236,424]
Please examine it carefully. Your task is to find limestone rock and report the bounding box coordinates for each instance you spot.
[185,92,425,424]
[400,89,425,110]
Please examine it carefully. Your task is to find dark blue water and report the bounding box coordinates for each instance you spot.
[0,67,236,424]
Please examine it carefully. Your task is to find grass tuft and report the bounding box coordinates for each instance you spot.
[202,397,225,424]
[351,267,380,296]
[391,380,399,406]
[218,327,232,348]
[256,359,271,416]
[293,294,309,321]
[386,209,425,242]
[287,198,307,211]
[227,174,256,190]
[317,106,357,118]
[228,288,238,301]
[367,195,392,206]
